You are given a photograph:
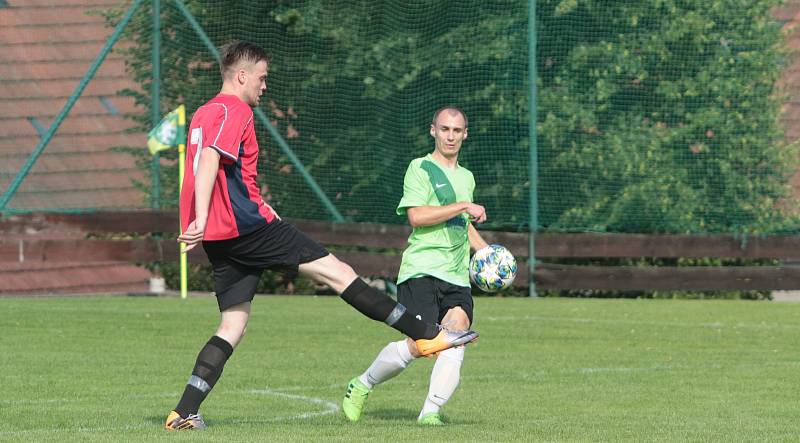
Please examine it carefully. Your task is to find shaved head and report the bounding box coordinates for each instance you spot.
[431,107,468,128]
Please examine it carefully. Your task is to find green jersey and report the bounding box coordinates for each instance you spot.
[396,154,475,287]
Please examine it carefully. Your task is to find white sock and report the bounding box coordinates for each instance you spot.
[419,346,465,418]
[358,340,415,389]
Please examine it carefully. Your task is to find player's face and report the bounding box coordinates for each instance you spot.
[245,60,269,107]
[430,111,467,159]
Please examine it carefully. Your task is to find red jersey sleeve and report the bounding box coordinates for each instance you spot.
[203,102,253,163]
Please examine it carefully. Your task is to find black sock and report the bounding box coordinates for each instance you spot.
[340,278,439,340]
[174,335,234,417]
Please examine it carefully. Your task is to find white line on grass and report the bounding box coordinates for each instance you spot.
[0,387,339,436]
[0,384,346,407]
[233,388,339,422]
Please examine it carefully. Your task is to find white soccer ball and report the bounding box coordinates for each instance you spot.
[469,244,517,292]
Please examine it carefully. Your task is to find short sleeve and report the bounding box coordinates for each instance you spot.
[205,103,251,163]
[396,161,431,215]
[468,170,476,203]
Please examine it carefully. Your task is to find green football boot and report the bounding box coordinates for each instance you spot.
[342,377,371,422]
[417,412,444,426]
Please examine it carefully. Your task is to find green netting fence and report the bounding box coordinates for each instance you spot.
[2,0,799,236]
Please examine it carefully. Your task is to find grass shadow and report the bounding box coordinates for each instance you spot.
[368,408,480,426]
[368,407,418,422]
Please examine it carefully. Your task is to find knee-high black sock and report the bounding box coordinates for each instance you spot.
[340,278,439,340]
[174,335,234,417]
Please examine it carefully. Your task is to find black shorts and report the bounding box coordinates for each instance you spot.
[202,219,329,311]
[397,276,474,326]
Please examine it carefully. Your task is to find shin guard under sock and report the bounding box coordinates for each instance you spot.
[175,335,234,417]
[340,278,438,340]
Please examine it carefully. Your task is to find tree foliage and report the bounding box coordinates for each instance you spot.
[538,0,797,233]
[107,0,797,233]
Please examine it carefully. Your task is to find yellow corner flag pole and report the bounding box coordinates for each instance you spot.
[177,104,188,300]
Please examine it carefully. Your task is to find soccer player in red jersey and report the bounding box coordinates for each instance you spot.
[165,41,478,430]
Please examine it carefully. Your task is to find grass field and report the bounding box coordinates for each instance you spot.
[2,295,800,442]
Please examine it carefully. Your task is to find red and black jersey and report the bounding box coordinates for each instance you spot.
[180,93,276,240]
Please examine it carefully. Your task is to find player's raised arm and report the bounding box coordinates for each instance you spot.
[406,202,484,227]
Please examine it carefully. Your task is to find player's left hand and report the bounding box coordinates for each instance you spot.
[465,203,486,223]
[178,220,206,251]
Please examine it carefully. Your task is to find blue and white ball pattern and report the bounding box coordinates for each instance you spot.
[469,244,517,292]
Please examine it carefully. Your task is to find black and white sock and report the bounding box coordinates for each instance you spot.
[174,335,234,417]
[340,278,438,340]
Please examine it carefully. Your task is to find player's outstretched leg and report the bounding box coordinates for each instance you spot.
[341,278,479,355]
[339,277,434,336]
[300,255,479,355]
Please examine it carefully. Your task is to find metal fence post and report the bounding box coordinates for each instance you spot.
[528,0,539,297]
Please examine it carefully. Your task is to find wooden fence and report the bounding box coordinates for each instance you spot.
[3,211,800,291]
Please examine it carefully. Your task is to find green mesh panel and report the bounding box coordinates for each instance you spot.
[4,0,797,235]
[105,0,529,228]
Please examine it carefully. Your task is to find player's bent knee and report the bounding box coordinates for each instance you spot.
[301,253,357,292]
[444,306,471,330]
[216,322,247,347]
[327,254,357,280]
[453,317,471,330]
[324,255,359,291]
[406,337,423,358]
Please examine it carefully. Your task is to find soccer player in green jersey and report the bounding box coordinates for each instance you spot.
[342,106,489,425]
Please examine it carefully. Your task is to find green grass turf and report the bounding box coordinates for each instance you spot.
[2,295,799,442]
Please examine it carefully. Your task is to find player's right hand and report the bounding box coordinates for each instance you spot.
[465,203,486,223]
[178,220,206,251]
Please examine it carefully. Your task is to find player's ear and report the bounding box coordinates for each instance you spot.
[463,129,468,140]
[430,125,436,138]
[237,69,247,85]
